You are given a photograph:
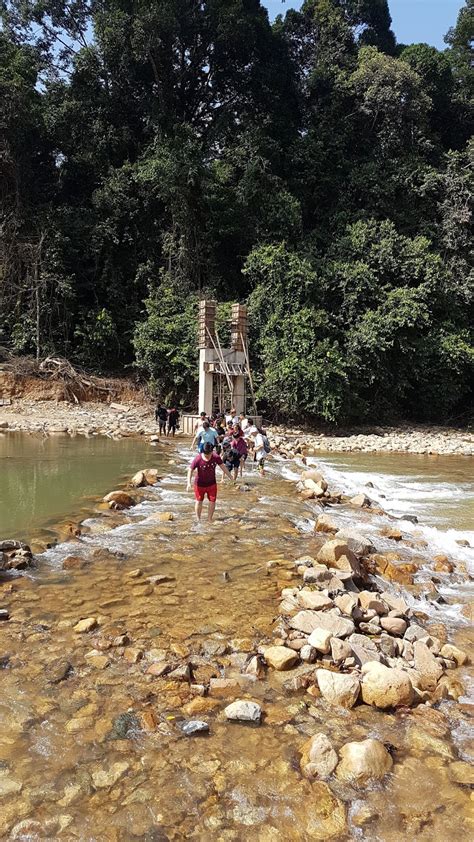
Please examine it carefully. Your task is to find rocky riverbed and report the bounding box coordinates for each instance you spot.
[0,397,473,455]
[268,425,474,457]
[0,436,472,840]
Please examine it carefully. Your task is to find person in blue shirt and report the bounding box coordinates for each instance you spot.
[192,419,219,452]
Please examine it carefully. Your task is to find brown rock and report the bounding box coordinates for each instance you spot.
[380,617,407,636]
[349,493,372,508]
[209,678,240,696]
[361,661,414,708]
[103,490,135,509]
[297,590,333,611]
[263,645,299,670]
[448,761,474,785]
[74,617,98,633]
[371,555,416,584]
[334,594,358,616]
[433,558,454,573]
[316,669,360,708]
[358,591,387,615]
[130,470,146,487]
[439,644,468,666]
[317,540,361,576]
[433,675,465,701]
[153,512,174,522]
[289,609,354,638]
[140,709,158,730]
[315,514,338,534]
[62,556,89,570]
[336,739,393,785]
[305,782,347,839]
[146,662,170,677]
[413,641,443,690]
[300,733,338,780]
[381,527,402,541]
[84,651,109,670]
[123,647,143,663]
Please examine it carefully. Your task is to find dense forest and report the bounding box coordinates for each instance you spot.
[0,0,473,423]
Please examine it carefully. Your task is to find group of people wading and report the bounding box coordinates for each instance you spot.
[186,408,270,522]
[154,404,180,437]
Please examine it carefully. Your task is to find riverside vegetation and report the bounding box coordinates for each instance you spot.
[1,0,473,426]
[0,433,472,839]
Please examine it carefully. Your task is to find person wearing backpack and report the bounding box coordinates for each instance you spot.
[253,427,271,475]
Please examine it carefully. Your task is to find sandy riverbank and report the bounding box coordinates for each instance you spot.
[0,398,472,456]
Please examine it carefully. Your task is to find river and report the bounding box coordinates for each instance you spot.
[0,432,472,840]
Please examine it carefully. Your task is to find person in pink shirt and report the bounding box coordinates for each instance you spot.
[231,424,248,479]
[186,442,233,521]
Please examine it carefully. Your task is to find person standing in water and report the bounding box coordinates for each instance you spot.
[187,442,234,521]
[167,407,179,436]
[231,423,248,479]
[253,427,270,475]
[192,419,219,452]
[155,403,168,436]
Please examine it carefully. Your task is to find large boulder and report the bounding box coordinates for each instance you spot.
[413,641,443,690]
[263,645,299,671]
[380,617,407,636]
[317,540,361,576]
[0,540,33,571]
[334,594,358,616]
[361,661,414,708]
[440,644,468,666]
[103,491,136,510]
[330,638,352,664]
[303,566,333,584]
[334,529,375,556]
[358,591,387,615]
[380,592,408,614]
[131,468,160,488]
[289,610,355,639]
[316,669,360,709]
[300,733,338,780]
[336,739,393,785]
[304,479,327,497]
[297,590,333,611]
[348,633,379,668]
[307,628,332,654]
[316,514,338,535]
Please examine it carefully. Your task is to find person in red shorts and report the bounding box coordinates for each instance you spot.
[186,442,234,522]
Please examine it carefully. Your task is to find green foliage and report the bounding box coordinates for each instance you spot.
[246,244,348,422]
[73,308,119,370]
[0,0,472,423]
[133,274,198,402]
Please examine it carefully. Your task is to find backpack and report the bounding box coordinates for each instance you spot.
[262,435,271,454]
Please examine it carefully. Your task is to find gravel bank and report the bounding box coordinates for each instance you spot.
[268,425,474,457]
[0,399,472,455]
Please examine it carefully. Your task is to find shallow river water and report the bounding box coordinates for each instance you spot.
[0,433,473,840]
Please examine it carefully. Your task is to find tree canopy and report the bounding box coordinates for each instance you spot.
[0,0,472,422]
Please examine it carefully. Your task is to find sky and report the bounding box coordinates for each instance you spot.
[263,0,465,49]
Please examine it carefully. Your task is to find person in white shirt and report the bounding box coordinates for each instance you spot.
[253,427,268,475]
[239,413,249,433]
